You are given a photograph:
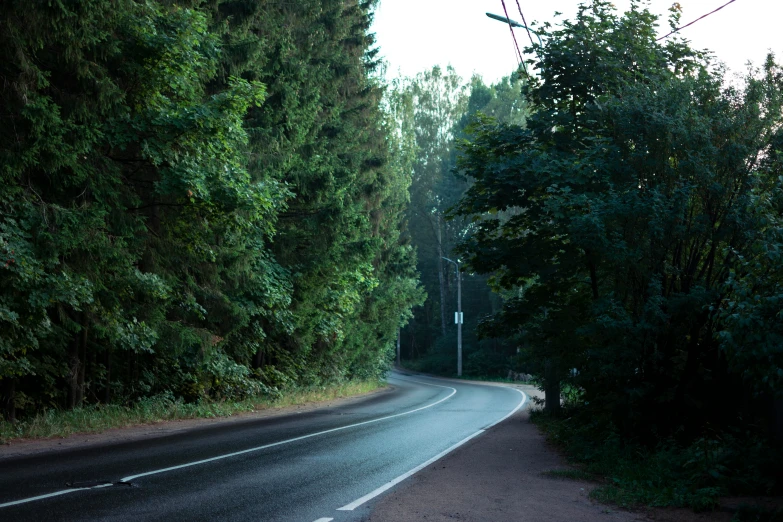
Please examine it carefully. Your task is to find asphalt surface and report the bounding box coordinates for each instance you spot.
[0,372,525,522]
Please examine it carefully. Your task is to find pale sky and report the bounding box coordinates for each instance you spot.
[372,0,782,84]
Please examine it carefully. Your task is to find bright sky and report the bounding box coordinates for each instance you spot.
[372,0,782,84]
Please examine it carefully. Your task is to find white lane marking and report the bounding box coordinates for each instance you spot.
[337,387,527,511]
[0,378,455,510]
[483,388,527,429]
[120,379,455,482]
[0,483,113,509]
[336,431,483,512]
[312,518,334,522]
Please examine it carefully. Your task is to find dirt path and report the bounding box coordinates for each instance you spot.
[362,387,727,522]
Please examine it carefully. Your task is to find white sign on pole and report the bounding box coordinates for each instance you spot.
[454,312,464,324]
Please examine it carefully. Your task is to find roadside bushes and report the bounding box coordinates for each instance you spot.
[451,0,783,508]
[533,409,783,511]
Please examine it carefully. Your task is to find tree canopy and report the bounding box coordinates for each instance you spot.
[0,0,424,421]
[453,0,783,440]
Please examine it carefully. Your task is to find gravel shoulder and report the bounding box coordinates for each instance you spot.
[363,381,727,522]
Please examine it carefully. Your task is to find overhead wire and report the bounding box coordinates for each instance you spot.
[514,0,537,49]
[656,0,738,41]
[508,34,522,68]
[500,0,527,74]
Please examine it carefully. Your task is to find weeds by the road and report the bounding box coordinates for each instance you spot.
[0,380,383,444]
[731,505,783,521]
[531,409,782,514]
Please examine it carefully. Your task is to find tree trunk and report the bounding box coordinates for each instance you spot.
[586,251,599,300]
[252,349,264,369]
[774,396,783,442]
[2,378,16,423]
[68,334,80,409]
[674,315,707,408]
[103,348,112,404]
[424,305,432,352]
[131,352,139,393]
[436,213,447,336]
[544,359,561,415]
[76,321,88,407]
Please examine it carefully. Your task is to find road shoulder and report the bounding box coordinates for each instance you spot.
[0,384,394,460]
[363,402,727,522]
[363,405,647,522]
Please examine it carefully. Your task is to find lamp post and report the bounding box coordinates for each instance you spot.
[396,326,401,367]
[485,12,544,48]
[442,256,462,377]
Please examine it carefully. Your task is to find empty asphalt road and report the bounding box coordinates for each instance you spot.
[0,372,526,521]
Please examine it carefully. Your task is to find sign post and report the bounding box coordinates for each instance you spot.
[443,257,463,377]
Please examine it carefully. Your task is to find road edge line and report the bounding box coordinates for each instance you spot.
[336,387,527,511]
[0,378,457,510]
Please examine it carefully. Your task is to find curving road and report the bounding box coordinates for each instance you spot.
[0,372,525,521]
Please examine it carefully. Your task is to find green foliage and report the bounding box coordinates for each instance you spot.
[0,0,423,421]
[533,409,782,512]
[454,0,783,438]
[452,0,783,506]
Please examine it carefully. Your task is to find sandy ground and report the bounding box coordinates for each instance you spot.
[362,382,730,522]
[0,385,394,460]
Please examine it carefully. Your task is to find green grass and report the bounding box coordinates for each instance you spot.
[0,380,383,444]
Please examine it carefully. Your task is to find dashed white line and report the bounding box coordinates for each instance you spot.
[336,387,527,511]
[0,377,455,510]
[312,518,334,522]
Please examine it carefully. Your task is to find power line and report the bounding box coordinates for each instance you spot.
[656,0,738,41]
[500,0,526,73]
[514,0,537,49]
[508,31,522,68]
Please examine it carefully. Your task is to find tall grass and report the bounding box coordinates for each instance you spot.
[0,380,383,444]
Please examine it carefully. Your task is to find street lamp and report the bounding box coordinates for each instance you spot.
[396,326,401,367]
[485,12,544,49]
[442,256,462,377]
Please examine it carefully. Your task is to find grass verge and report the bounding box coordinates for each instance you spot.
[0,380,383,444]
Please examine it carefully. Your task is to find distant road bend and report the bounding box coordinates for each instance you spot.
[0,372,526,521]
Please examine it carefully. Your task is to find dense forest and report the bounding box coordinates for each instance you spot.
[0,0,425,422]
[450,0,782,506]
